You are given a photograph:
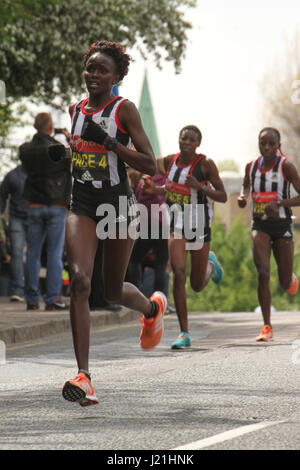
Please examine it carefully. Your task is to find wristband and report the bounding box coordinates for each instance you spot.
[81,119,108,145]
[105,137,118,151]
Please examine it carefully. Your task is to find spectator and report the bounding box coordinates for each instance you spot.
[20,112,72,310]
[127,173,169,297]
[0,217,10,265]
[127,168,142,193]
[138,252,176,314]
[0,162,29,301]
[0,218,11,296]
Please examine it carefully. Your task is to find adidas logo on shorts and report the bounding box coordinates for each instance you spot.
[81,170,93,181]
[283,230,292,238]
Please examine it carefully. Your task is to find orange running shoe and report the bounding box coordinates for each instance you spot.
[256,325,273,342]
[62,372,99,407]
[287,273,298,295]
[140,291,167,350]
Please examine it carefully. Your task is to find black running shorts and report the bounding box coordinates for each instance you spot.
[70,179,140,229]
[251,218,293,242]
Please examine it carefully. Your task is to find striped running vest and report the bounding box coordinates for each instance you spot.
[249,155,291,219]
[165,153,214,231]
[70,96,131,189]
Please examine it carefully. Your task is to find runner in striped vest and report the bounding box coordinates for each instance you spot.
[165,152,214,242]
[70,95,131,189]
[248,154,292,221]
[62,40,167,407]
[143,125,227,349]
[238,127,300,342]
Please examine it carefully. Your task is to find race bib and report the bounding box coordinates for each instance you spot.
[165,180,190,206]
[251,191,277,218]
[71,134,110,181]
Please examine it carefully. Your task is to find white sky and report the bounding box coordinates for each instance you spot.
[119,0,300,173]
[9,0,300,176]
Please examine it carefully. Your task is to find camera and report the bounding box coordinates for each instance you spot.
[54,128,64,134]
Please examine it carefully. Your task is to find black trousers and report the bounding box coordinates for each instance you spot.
[128,226,169,294]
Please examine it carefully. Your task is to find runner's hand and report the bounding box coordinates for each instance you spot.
[264,201,279,216]
[141,175,155,194]
[81,119,108,145]
[185,174,203,191]
[237,196,247,208]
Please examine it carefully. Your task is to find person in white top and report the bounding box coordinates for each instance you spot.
[143,125,227,349]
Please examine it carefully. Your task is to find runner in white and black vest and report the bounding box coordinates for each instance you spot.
[164,151,214,244]
[238,127,300,342]
[60,40,168,407]
[142,125,227,349]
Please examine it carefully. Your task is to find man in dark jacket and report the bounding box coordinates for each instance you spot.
[0,162,29,301]
[20,112,71,310]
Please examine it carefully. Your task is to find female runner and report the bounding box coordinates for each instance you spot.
[62,40,167,406]
[238,127,300,341]
[143,125,227,348]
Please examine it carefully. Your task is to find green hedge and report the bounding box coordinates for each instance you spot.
[172,216,300,312]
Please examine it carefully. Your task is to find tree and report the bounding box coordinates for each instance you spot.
[0,0,195,104]
[260,30,300,168]
[0,0,196,145]
[0,0,58,142]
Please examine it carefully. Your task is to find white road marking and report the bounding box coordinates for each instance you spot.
[172,420,284,450]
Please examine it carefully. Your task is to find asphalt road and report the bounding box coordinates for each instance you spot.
[1,310,300,455]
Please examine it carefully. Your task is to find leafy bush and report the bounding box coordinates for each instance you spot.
[170,215,300,312]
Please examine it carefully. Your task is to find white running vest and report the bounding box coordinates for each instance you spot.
[70,96,131,189]
[249,155,291,219]
[165,153,214,231]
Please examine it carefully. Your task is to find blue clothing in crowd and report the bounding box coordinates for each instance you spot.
[0,165,29,219]
[20,131,71,309]
[0,164,29,298]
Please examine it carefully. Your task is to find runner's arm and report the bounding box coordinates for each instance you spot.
[186,158,227,203]
[277,160,300,208]
[113,100,157,176]
[237,163,251,208]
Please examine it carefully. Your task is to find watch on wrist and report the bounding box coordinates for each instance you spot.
[105,137,118,151]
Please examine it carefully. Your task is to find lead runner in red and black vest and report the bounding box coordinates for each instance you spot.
[62,40,168,407]
[69,95,137,223]
[143,125,227,349]
[238,127,300,343]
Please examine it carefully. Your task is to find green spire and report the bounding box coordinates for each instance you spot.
[138,70,161,157]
